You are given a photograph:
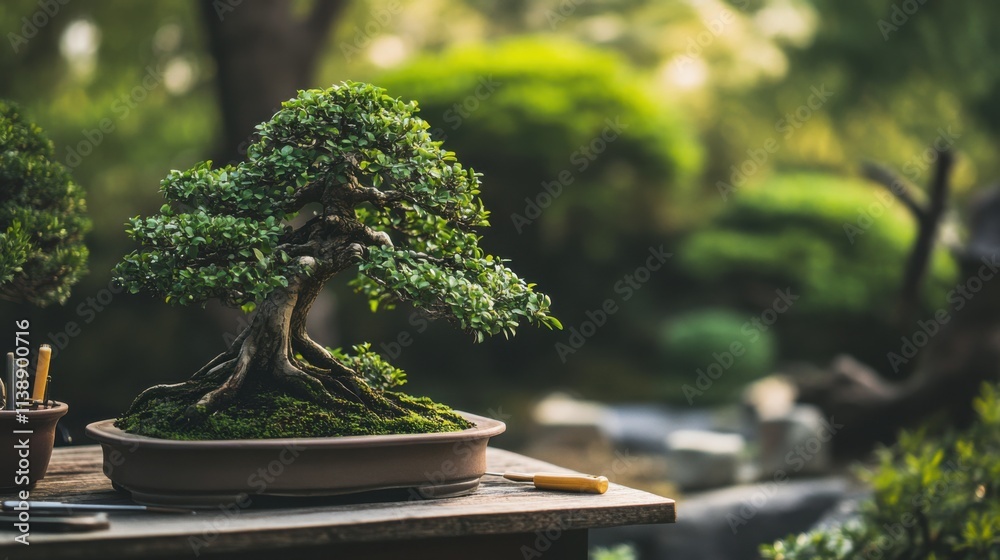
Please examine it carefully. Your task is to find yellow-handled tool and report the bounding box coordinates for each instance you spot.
[485,471,609,494]
[32,344,52,402]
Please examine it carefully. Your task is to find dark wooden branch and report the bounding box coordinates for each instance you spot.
[795,149,1000,458]
[861,161,927,221]
[860,151,954,325]
[898,150,953,322]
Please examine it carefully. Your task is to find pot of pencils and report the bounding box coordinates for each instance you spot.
[0,344,68,490]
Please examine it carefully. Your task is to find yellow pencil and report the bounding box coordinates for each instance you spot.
[32,344,52,402]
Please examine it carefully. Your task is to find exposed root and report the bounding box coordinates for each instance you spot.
[124,356,235,414]
[275,360,341,408]
[186,344,251,419]
[339,375,412,416]
[292,358,365,404]
[118,283,467,438]
[292,331,355,376]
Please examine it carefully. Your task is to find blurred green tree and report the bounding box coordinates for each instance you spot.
[0,100,90,306]
[677,173,957,368]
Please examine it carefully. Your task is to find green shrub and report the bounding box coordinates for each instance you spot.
[677,173,957,368]
[762,382,1000,559]
[680,173,956,316]
[377,37,702,261]
[0,100,89,306]
[590,543,637,560]
[659,309,776,404]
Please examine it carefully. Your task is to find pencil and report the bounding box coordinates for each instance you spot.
[32,344,52,402]
[5,353,14,410]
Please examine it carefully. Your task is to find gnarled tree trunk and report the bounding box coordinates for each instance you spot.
[125,257,406,420]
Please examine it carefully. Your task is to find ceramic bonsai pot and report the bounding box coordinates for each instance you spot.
[86,411,504,507]
[0,401,69,489]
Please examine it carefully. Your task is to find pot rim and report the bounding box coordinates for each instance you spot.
[0,400,68,418]
[85,411,504,449]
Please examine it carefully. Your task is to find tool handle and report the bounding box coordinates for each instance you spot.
[531,472,609,494]
[32,345,52,401]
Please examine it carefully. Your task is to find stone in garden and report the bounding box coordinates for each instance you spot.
[531,392,616,449]
[665,429,745,490]
[757,404,832,477]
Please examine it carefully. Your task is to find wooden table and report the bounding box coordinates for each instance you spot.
[0,445,675,559]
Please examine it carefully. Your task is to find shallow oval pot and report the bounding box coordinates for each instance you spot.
[0,401,69,490]
[86,411,504,508]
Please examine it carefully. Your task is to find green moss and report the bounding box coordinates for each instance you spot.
[114,386,472,440]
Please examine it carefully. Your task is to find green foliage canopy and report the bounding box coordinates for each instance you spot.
[115,82,559,341]
[0,100,89,306]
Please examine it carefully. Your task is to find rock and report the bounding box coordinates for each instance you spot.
[757,404,833,477]
[604,404,716,454]
[743,375,798,419]
[591,477,850,560]
[666,430,745,490]
[530,392,616,449]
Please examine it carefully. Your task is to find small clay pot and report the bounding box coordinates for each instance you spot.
[0,401,68,490]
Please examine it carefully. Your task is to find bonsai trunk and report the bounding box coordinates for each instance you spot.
[125,273,403,420]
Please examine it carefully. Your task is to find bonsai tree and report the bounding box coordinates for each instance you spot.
[114,82,560,439]
[0,100,90,306]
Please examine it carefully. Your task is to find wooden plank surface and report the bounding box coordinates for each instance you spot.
[0,445,674,559]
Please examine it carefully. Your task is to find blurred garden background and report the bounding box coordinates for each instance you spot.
[2,0,997,442]
[2,1,1000,557]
